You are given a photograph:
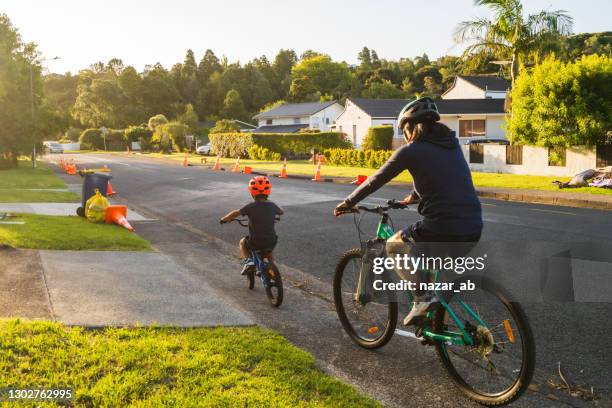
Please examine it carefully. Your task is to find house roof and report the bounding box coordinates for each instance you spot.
[253,101,337,120]
[349,98,411,118]
[436,99,506,115]
[458,75,510,92]
[251,124,309,133]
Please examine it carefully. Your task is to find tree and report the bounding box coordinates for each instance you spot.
[147,114,168,132]
[210,119,239,134]
[71,78,127,127]
[455,0,573,85]
[507,55,612,147]
[220,89,248,121]
[0,14,52,166]
[151,121,189,152]
[362,80,404,99]
[289,55,352,101]
[177,103,199,131]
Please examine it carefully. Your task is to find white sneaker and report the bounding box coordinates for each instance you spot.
[240,259,255,275]
[403,297,437,326]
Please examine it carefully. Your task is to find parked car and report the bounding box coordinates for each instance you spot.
[196,143,212,155]
[43,141,64,154]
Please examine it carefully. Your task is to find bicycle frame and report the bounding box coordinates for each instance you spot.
[356,207,484,347]
[251,250,272,286]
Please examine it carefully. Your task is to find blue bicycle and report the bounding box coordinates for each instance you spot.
[226,217,283,307]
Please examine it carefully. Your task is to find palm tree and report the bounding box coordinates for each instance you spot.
[455,0,573,86]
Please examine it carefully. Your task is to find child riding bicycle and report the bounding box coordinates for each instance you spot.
[220,176,284,274]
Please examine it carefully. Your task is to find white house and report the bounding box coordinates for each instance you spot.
[441,75,510,100]
[334,75,510,147]
[252,101,344,133]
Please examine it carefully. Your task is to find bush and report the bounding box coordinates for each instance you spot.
[509,54,612,147]
[210,119,239,134]
[324,148,393,168]
[79,129,103,150]
[124,126,153,149]
[148,114,169,132]
[151,122,189,153]
[106,129,126,151]
[361,126,394,150]
[64,127,82,142]
[248,145,281,161]
[209,132,351,159]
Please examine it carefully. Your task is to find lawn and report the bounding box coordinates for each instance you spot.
[0,160,80,202]
[0,319,380,407]
[0,214,151,251]
[140,153,612,195]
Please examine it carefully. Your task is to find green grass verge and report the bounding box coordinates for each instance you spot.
[0,319,380,407]
[0,214,151,251]
[0,160,80,202]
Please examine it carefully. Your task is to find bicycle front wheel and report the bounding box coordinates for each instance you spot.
[265,263,283,307]
[333,248,397,349]
[434,277,535,406]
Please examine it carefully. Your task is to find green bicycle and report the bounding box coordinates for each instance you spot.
[333,200,535,406]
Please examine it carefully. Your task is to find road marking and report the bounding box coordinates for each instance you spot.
[178,177,193,181]
[529,208,576,216]
[481,202,497,206]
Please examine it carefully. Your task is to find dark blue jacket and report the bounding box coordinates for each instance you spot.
[345,131,482,236]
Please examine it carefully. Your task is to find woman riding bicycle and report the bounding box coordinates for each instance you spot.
[334,97,483,326]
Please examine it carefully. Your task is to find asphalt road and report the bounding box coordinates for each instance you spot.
[52,153,612,407]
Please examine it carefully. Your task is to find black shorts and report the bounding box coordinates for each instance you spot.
[399,221,481,257]
[244,235,277,252]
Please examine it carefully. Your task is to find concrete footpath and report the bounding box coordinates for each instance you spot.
[0,246,252,327]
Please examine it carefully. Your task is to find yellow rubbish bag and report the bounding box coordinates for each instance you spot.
[85,189,109,223]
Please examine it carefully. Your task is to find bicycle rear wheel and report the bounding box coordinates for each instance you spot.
[433,277,535,406]
[265,263,283,307]
[333,248,397,349]
[246,269,255,290]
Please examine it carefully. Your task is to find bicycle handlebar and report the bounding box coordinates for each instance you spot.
[220,216,280,227]
[357,199,410,213]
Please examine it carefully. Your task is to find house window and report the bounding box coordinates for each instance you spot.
[459,119,486,137]
[325,117,330,125]
[293,118,300,124]
[266,119,272,125]
[469,144,484,164]
[352,125,357,145]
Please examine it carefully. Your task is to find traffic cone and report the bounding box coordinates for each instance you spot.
[102,165,111,172]
[107,181,117,196]
[312,161,322,182]
[243,166,252,174]
[59,157,65,170]
[67,164,77,175]
[104,205,134,232]
[278,158,288,178]
[212,157,221,171]
[232,158,241,173]
[183,153,189,167]
[351,175,367,185]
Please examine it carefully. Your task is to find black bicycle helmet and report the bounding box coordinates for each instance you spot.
[398,97,440,129]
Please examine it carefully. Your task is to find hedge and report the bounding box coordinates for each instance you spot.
[324,148,393,168]
[248,145,281,161]
[151,122,189,152]
[124,126,153,149]
[361,126,394,150]
[79,129,103,150]
[209,132,351,158]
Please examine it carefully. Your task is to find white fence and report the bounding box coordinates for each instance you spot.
[461,145,598,177]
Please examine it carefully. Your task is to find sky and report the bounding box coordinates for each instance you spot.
[1,0,610,74]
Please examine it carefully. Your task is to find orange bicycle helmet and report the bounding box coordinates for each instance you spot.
[248,176,272,197]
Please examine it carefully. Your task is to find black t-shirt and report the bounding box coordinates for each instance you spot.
[240,200,282,246]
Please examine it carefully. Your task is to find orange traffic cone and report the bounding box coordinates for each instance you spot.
[351,175,367,185]
[243,166,252,174]
[107,181,117,196]
[59,157,65,170]
[183,153,189,167]
[67,164,77,175]
[212,157,221,171]
[104,205,134,232]
[278,158,288,178]
[232,158,241,173]
[312,161,322,182]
